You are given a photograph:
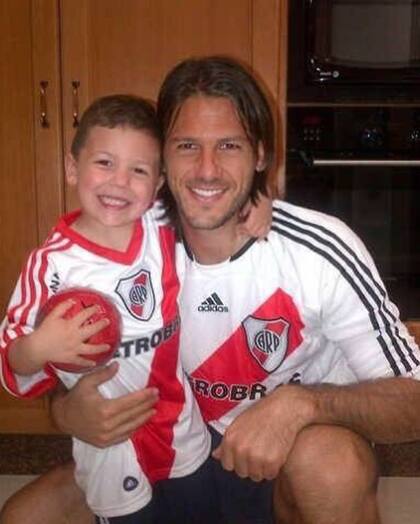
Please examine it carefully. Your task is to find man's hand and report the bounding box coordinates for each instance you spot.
[212,377,420,482]
[237,190,272,240]
[212,385,315,482]
[51,362,159,447]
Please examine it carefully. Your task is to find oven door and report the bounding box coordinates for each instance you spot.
[286,152,420,319]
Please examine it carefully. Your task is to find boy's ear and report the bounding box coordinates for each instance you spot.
[256,142,266,172]
[65,153,78,186]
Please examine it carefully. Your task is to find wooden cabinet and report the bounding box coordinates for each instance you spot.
[0,0,287,433]
[0,0,63,433]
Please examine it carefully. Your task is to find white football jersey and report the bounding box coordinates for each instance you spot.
[178,200,420,435]
[0,208,210,518]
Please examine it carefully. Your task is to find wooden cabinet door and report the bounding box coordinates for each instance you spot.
[0,0,63,433]
[0,0,287,433]
[60,0,285,210]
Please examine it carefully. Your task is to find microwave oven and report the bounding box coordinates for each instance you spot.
[288,0,420,103]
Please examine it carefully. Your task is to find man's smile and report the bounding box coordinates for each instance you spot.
[189,187,226,199]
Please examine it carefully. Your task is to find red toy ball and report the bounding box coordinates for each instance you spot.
[38,287,121,373]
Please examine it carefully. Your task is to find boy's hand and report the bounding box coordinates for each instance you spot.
[237,191,272,240]
[27,299,110,371]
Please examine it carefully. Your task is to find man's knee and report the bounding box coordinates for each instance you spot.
[281,425,378,497]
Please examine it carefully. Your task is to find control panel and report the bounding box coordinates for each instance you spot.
[287,106,420,154]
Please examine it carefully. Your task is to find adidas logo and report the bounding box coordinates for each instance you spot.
[198,293,229,313]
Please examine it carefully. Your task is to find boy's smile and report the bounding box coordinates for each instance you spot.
[66,125,162,249]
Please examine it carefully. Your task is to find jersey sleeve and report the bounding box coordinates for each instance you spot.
[319,221,420,380]
[0,248,59,398]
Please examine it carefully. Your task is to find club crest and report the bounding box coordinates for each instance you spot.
[242,315,290,372]
[116,269,155,321]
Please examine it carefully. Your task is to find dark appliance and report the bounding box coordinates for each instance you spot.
[286,106,420,319]
[288,0,420,102]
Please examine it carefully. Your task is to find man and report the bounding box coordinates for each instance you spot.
[2,56,420,524]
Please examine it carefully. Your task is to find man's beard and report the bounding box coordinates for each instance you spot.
[176,180,252,231]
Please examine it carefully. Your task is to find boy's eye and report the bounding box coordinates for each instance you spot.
[95,159,112,167]
[133,167,148,175]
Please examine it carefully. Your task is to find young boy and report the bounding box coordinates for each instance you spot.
[0,95,217,523]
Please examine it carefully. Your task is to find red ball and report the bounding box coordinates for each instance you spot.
[38,287,121,373]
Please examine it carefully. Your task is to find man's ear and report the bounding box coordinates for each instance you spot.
[65,153,78,186]
[256,142,266,172]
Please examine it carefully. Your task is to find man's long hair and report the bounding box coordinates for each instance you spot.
[157,56,275,226]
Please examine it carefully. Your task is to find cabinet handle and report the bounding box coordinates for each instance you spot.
[39,81,49,128]
[72,81,80,127]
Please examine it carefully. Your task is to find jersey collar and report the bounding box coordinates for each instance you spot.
[55,210,143,265]
[182,236,257,263]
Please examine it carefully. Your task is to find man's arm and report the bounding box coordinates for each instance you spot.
[51,362,159,447]
[310,375,420,442]
[213,376,420,481]
[215,213,420,481]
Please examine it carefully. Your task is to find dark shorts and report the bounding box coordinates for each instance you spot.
[94,457,219,524]
[208,426,275,524]
[95,427,274,524]
[95,502,154,524]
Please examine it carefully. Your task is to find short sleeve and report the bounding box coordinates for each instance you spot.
[319,222,420,380]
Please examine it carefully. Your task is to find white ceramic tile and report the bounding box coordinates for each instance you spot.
[378,477,420,524]
[0,475,37,510]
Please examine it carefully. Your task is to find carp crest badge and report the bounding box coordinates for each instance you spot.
[242,315,290,372]
[116,269,155,321]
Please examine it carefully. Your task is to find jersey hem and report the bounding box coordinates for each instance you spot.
[87,444,211,517]
[166,439,211,479]
[89,491,153,519]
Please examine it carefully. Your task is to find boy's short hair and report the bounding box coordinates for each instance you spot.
[71,94,162,159]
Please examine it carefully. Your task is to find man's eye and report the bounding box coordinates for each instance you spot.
[134,167,148,175]
[220,142,241,150]
[177,142,196,151]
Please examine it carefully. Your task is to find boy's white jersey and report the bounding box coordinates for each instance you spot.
[0,208,210,518]
[178,200,420,435]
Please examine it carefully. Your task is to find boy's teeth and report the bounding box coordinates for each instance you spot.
[100,196,127,206]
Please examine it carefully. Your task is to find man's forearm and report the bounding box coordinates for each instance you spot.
[49,383,69,433]
[308,376,420,443]
[213,375,420,480]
